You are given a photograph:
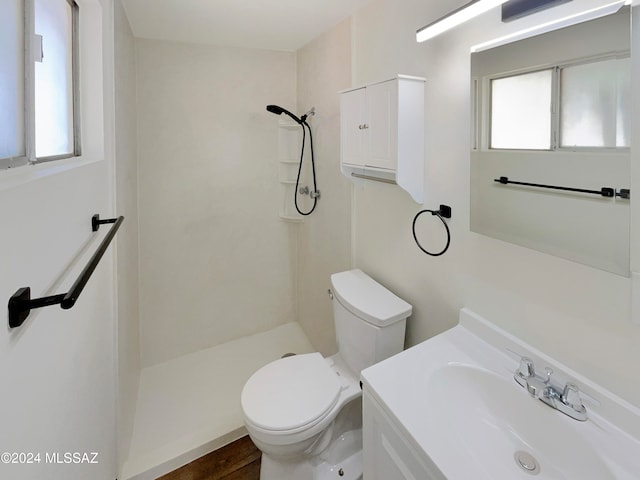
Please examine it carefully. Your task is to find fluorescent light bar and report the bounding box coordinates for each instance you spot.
[470,0,627,52]
[416,0,510,42]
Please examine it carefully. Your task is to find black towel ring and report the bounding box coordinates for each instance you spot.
[412,205,451,257]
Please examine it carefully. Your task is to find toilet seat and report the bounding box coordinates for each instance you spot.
[241,353,342,434]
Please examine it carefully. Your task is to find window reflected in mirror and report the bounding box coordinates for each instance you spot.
[560,57,630,149]
[490,69,553,150]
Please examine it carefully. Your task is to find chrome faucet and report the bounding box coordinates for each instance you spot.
[514,357,587,421]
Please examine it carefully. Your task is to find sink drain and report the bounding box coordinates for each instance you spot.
[514,451,540,475]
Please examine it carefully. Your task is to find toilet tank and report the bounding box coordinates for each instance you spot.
[330,270,412,375]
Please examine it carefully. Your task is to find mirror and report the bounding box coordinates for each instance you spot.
[470,7,631,276]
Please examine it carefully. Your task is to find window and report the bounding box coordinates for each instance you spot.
[560,57,630,148]
[490,69,553,150]
[0,0,79,170]
[487,55,630,151]
[0,0,26,167]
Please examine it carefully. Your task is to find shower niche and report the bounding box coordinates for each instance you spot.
[277,120,304,222]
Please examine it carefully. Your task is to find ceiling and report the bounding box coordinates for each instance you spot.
[121,0,373,51]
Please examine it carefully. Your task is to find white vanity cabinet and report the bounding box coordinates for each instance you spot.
[339,75,425,203]
[363,387,444,480]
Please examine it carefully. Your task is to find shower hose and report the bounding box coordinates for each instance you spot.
[295,120,318,216]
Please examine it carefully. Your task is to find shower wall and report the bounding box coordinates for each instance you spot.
[136,39,298,367]
[296,19,353,356]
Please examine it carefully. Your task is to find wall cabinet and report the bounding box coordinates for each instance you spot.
[339,75,425,203]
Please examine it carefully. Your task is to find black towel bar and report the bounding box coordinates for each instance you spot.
[8,214,124,328]
[494,176,630,199]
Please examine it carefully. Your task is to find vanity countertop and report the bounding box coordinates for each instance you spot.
[361,308,640,480]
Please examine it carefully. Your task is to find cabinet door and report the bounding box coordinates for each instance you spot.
[363,391,443,480]
[366,80,398,170]
[340,87,367,167]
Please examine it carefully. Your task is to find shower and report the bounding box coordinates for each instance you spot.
[266,105,319,216]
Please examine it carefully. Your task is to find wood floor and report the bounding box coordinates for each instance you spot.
[157,436,261,480]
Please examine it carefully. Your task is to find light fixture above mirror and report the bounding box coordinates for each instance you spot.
[416,0,631,44]
[471,0,631,52]
[416,0,509,42]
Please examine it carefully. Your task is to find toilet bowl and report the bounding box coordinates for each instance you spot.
[241,269,412,480]
[242,353,361,458]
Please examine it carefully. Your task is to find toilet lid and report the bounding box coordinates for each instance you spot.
[241,353,341,432]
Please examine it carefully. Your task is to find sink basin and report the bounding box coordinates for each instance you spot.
[426,364,614,479]
[361,308,640,480]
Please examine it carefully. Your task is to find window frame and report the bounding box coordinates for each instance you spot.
[478,51,630,154]
[1,0,80,170]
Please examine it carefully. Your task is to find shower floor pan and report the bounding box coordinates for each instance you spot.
[121,322,315,480]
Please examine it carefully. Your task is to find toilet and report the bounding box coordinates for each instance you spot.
[241,269,412,479]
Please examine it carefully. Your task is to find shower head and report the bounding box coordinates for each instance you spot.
[266,104,303,124]
[266,104,285,115]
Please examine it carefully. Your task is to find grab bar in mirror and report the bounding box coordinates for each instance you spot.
[494,176,630,199]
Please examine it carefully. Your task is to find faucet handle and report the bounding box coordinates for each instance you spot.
[517,357,535,378]
[561,383,583,409]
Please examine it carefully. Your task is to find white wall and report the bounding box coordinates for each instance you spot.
[0,0,118,478]
[136,39,298,367]
[296,19,353,356]
[114,0,140,471]
[350,0,640,406]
